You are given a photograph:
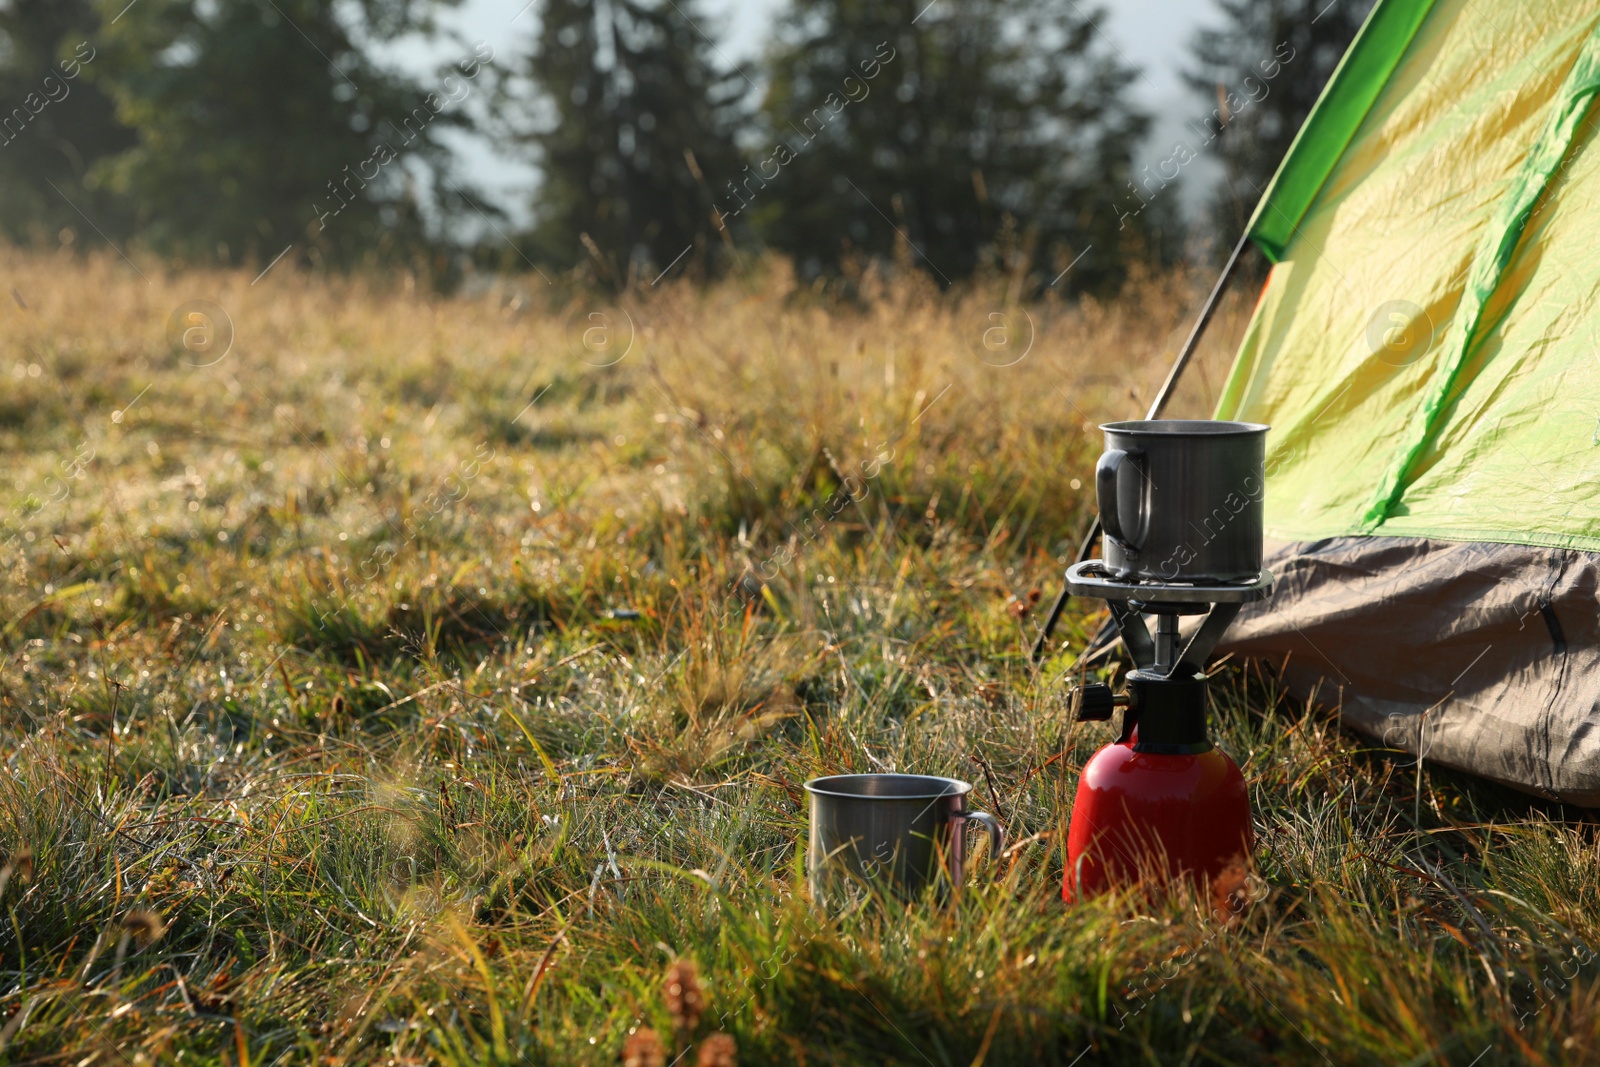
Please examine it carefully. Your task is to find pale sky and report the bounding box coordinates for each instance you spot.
[386,0,1223,227]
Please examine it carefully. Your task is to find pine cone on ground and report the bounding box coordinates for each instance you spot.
[664,959,703,1034]
[622,1028,666,1067]
[697,1032,737,1067]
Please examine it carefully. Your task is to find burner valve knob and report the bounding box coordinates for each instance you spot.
[1071,683,1128,722]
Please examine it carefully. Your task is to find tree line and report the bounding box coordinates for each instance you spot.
[0,0,1372,291]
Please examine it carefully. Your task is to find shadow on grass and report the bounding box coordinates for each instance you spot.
[276,579,597,669]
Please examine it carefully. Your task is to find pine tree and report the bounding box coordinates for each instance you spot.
[91,0,480,268]
[518,0,746,283]
[1186,0,1377,240]
[0,0,135,244]
[754,0,1155,292]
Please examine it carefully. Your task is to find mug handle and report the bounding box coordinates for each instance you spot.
[1095,448,1148,553]
[952,810,1007,886]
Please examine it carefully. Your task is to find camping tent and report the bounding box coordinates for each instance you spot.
[1214,0,1600,803]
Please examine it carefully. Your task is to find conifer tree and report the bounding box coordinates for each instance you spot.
[92,0,479,267]
[0,0,134,243]
[756,0,1155,292]
[518,0,746,282]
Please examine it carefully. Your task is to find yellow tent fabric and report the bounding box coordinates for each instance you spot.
[1216,0,1600,552]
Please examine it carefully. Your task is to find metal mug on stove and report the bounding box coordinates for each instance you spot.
[1096,420,1269,584]
[804,774,1006,904]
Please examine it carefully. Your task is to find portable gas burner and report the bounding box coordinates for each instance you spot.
[1061,420,1274,902]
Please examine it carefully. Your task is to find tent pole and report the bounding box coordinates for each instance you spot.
[1031,228,1256,663]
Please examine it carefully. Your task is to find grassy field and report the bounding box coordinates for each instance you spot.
[1,248,1597,1065]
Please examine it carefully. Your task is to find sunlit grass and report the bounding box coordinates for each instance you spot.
[0,249,1595,1063]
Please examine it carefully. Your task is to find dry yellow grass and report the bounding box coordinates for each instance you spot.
[2,248,1595,1065]
[1,249,1238,566]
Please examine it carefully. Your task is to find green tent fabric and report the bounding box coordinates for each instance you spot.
[1214,0,1600,802]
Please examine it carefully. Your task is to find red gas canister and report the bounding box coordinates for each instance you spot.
[1063,667,1253,902]
[1063,726,1251,902]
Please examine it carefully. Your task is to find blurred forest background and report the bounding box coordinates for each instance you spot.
[0,0,1375,293]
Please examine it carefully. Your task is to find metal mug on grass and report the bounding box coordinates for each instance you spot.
[804,774,1006,903]
[1096,420,1270,584]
